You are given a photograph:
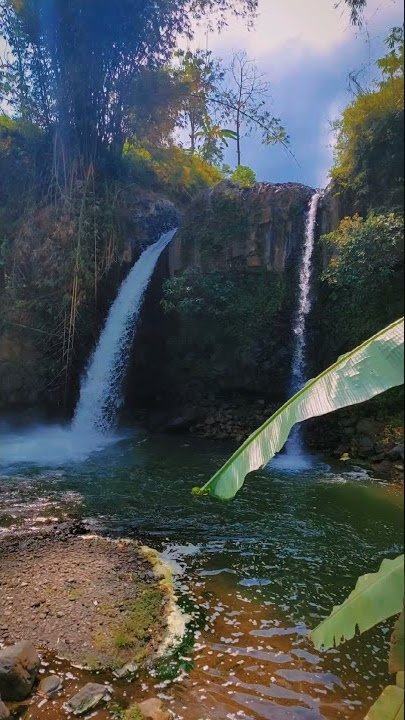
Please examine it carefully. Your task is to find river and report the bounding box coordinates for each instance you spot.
[0,421,403,720]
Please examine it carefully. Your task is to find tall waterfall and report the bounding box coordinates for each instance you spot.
[286,192,321,456]
[73,228,177,437]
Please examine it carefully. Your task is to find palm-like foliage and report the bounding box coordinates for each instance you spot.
[311,556,404,720]
[194,318,404,500]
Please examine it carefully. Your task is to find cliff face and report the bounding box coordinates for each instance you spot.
[168,181,314,275]
[1,179,317,424]
[125,181,317,434]
[0,190,180,410]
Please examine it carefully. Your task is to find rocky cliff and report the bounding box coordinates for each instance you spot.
[124,181,316,436]
[0,190,180,409]
[168,181,314,274]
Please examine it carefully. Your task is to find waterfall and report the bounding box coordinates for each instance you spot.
[286,191,321,456]
[73,228,177,437]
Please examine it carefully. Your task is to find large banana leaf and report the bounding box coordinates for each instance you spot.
[310,555,404,650]
[366,684,404,720]
[389,608,405,673]
[194,318,404,500]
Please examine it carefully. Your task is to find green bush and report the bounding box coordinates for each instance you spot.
[123,142,222,202]
[161,268,285,381]
[231,165,257,187]
[320,212,404,358]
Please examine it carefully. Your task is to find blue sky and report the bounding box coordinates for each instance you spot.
[188,0,403,188]
[1,0,402,189]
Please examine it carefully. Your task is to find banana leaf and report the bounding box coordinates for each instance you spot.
[389,608,405,674]
[194,318,404,500]
[365,683,404,720]
[310,555,404,650]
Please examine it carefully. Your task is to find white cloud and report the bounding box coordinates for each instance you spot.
[188,0,402,58]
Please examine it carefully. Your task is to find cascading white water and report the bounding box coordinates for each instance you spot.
[1,229,177,467]
[286,191,321,457]
[73,228,177,437]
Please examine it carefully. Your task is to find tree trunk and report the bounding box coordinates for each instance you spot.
[236,111,241,166]
[190,115,196,154]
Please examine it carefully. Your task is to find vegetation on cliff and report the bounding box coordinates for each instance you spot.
[330,26,404,215]
[320,213,404,357]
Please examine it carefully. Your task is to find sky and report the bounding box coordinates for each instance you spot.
[186,0,404,188]
[1,0,402,189]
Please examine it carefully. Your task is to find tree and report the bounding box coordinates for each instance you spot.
[331,27,404,214]
[175,50,225,155]
[0,0,257,162]
[195,112,237,165]
[124,68,186,147]
[220,51,288,166]
[340,0,367,24]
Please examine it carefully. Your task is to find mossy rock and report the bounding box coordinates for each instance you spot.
[124,706,145,720]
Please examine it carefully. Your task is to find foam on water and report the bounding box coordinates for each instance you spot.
[0,423,122,468]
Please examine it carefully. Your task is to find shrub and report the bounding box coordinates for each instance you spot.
[331,28,404,213]
[231,164,257,187]
[161,268,286,382]
[320,212,404,357]
[123,142,222,202]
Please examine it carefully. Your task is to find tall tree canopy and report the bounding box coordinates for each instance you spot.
[220,51,289,166]
[331,26,404,213]
[0,0,257,160]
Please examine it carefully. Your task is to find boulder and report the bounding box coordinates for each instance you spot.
[38,675,62,696]
[356,436,374,458]
[356,418,382,437]
[0,641,40,701]
[0,696,10,719]
[139,698,170,720]
[64,683,109,715]
[387,445,405,462]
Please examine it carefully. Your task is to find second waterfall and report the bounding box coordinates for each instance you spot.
[286,191,321,456]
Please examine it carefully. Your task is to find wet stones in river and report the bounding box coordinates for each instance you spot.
[64,682,111,715]
[0,641,40,701]
[37,674,62,697]
[138,698,170,720]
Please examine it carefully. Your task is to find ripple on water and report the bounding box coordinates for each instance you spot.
[0,428,403,719]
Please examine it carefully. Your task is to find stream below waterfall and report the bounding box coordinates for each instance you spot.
[1,422,403,720]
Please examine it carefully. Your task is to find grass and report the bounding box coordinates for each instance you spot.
[90,581,166,670]
[107,702,145,720]
[124,705,145,720]
[112,586,164,654]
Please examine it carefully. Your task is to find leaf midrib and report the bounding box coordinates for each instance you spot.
[200,316,405,494]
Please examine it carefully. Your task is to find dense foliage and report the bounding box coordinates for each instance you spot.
[161,267,286,385]
[0,0,257,160]
[331,27,404,214]
[231,165,257,186]
[319,213,404,361]
[123,143,222,201]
